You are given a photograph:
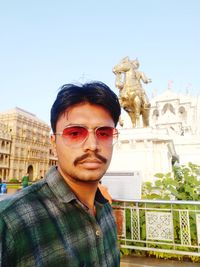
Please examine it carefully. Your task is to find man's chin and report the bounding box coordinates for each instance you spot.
[74,169,106,183]
[73,176,101,184]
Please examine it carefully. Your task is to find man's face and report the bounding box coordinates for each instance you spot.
[52,102,115,184]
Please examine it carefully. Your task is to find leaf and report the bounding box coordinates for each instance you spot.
[154,173,164,179]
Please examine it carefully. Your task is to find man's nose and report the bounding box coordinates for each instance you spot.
[82,131,99,151]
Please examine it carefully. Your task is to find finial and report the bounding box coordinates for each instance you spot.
[168,80,173,90]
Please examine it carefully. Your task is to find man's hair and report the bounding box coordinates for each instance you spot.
[50,81,121,133]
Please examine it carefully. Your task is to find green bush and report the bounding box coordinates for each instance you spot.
[9,178,20,183]
[142,162,200,201]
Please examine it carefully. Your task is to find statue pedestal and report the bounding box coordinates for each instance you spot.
[108,127,178,183]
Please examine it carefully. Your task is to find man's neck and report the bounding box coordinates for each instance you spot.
[70,181,98,211]
[61,177,98,211]
[57,167,99,211]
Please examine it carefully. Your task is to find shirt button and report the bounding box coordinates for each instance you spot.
[96,230,100,236]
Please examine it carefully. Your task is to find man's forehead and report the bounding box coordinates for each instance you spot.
[56,103,114,128]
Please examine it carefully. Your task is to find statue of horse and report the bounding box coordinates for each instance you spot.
[113,57,151,128]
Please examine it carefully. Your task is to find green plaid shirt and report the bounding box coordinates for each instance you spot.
[0,166,120,267]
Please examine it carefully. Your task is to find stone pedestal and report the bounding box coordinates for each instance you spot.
[108,127,178,183]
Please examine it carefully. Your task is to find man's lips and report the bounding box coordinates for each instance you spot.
[77,158,103,169]
[79,158,102,164]
[74,153,107,166]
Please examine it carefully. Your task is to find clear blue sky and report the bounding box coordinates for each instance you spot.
[0,0,199,124]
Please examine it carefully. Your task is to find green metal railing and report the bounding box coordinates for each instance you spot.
[113,199,200,257]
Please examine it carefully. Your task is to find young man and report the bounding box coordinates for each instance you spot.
[0,82,121,267]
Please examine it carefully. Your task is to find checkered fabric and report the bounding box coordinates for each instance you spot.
[0,166,120,267]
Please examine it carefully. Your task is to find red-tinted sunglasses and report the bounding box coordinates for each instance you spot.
[55,125,118,147]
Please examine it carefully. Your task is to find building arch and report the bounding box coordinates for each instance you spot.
[162,103,175,115]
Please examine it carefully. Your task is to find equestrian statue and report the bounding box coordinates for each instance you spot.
[113,56,151,128]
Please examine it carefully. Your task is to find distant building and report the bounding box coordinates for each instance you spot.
[0,107,54,181]
[0,122,12,180]
[150,88,200,165]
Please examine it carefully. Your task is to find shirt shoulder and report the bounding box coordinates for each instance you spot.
[0,178,47,215]
[0,166,60,215]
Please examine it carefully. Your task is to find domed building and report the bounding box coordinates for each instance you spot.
[150,88,200,165]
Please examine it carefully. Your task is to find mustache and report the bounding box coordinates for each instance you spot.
[74,153,107,166]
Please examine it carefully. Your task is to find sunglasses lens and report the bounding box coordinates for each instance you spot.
[96,127,117,144]
[62,126,88,144]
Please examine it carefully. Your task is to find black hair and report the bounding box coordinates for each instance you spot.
[50,81,121,133]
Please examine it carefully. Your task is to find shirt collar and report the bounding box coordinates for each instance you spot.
[46,166,76,203]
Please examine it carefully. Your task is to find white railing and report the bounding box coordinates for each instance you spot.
[112,199,200,257]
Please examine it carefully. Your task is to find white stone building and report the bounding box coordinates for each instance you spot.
[150,88,200,166]
[108,88,200,183]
